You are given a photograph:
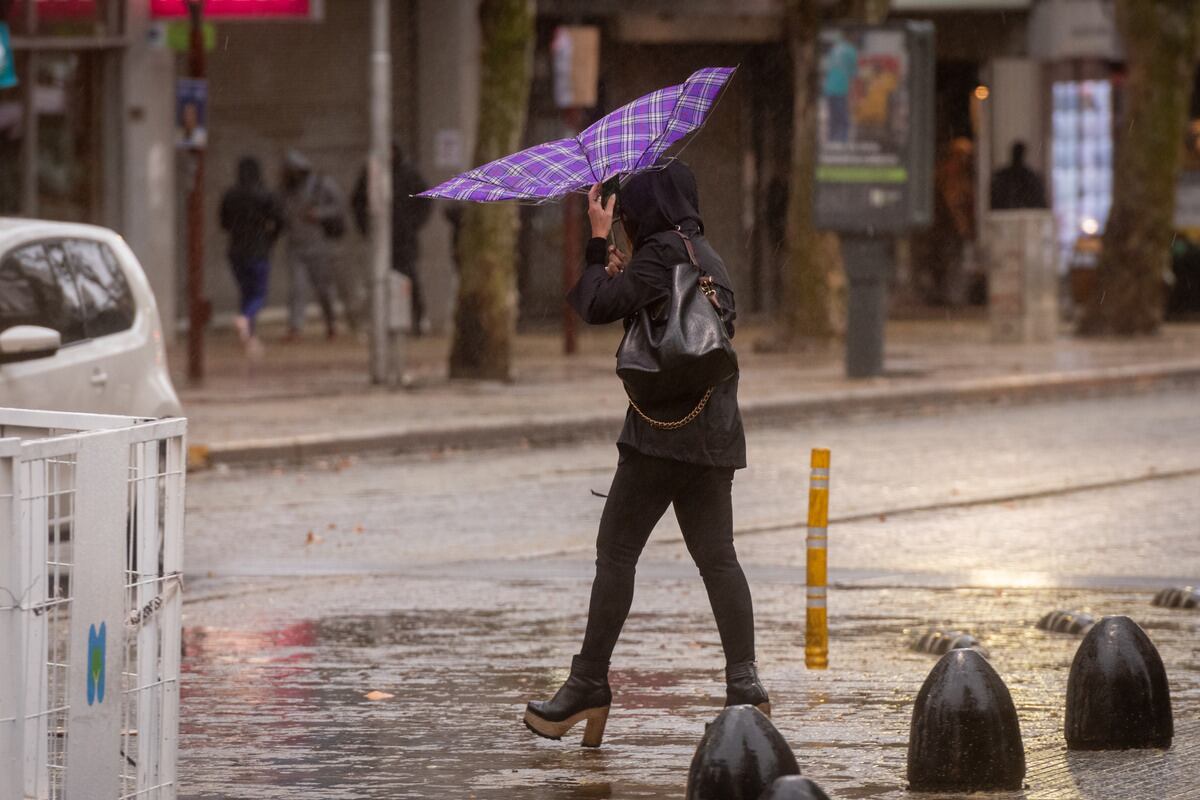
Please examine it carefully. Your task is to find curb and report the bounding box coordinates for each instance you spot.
[188,360,1200,470]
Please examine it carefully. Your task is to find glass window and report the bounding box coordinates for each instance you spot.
[42,241,86,343]
[0,241,85,342]
[63,238,134,337]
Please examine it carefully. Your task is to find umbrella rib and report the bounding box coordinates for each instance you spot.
[455,166,546,201]
[572,130,601,188]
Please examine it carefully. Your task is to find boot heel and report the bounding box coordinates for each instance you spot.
[581,707,609,748]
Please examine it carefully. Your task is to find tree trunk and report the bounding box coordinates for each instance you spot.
[449,0,535,379]
[781,0,835,343]
[779,0,890,345]
[1078,0,1200,336]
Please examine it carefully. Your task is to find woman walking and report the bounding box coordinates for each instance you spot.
[523,161,767,748]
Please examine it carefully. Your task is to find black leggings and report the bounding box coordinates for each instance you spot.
[579,450,756,666]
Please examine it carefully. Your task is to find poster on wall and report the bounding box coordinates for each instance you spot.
[176,78,208,149]
[0,23,16,90]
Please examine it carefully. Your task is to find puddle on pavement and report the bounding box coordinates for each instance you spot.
[177,584,1200,799]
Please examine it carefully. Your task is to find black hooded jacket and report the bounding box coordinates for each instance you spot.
[219,157,285,263]
[567,161,746,469]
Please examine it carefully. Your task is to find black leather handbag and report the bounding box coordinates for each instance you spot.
[615,230,738,429]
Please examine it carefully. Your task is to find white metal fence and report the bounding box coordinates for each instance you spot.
[1,408,186,800]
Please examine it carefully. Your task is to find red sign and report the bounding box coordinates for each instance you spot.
[10,0,99,20]
[150,0,313,19]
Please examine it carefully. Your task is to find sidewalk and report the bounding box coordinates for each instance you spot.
[172,314,1200,468]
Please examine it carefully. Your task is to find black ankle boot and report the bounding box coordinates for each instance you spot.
[725,660,771,716]
[524,655,612,747]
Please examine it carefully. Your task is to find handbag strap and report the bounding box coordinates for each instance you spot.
[671,229,719,300]
[671,228,701,268]
[626,386,715,430]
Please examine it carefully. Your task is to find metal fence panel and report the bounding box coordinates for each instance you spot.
[0,409,185,800]
[1,439,24,800]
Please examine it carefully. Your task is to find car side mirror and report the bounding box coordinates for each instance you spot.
[0,325,62,364]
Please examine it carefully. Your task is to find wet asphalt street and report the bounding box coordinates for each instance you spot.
[178,389,1200,799]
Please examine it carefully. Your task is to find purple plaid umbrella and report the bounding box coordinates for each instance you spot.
[418,66,736,203]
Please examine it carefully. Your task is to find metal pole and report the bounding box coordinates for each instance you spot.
[19,0,36,217]
[185,1,208,384]
[805,447,830,670]
[561,107,583,356]
[369,0,393,385]
[842,234,891,378]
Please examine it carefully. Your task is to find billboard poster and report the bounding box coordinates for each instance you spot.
[0,23,15,90]
[815,22,934,233]
[818,28,909,184]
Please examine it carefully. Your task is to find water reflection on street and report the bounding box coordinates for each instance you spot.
[177,576,1200,799]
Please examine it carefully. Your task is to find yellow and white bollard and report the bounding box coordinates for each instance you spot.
[806,448,831,669]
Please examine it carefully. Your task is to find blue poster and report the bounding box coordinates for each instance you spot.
[176,77,208,149]
[0,23,17,90]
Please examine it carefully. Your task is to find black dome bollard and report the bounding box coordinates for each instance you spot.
[1065,615,1173,750]
[1036,610,1095,635]
[759,775,833,800]
[1151,586,1199,609]
[685,705,800,800]
[906,649,1025,792]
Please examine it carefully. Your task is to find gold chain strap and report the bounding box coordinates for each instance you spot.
[626,386,715,430]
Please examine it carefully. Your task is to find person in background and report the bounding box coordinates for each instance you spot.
[989,141,1047,210]
[351,143,432,335]
[219,156,283,357]
[281,149,346,341]
[924,137,976,306]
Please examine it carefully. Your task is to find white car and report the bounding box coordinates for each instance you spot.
[0,218,182,418]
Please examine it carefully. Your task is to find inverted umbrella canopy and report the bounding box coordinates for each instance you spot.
[418,66,736,203]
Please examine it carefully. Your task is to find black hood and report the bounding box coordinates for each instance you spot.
[237,157,262,188]
[618,160,704,248]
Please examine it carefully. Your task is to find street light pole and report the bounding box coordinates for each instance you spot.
[186,0,209,384]
[368,0,393,385]
[561,106,582,356]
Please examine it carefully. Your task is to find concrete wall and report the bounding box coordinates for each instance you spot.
[195,0,417,326]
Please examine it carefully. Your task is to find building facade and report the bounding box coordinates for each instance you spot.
[0,0,175,325]
[9,1,1179,337]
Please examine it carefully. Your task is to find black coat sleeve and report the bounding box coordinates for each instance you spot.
[351,170,369,236]
[566,237,670,324]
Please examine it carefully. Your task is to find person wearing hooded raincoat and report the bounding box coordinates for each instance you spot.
[280,149,346,339]
[351,143,432,334]
[523,161,768,748]
[219,156,284,354]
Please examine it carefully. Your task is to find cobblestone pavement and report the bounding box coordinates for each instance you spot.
[178,389,1200,798]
